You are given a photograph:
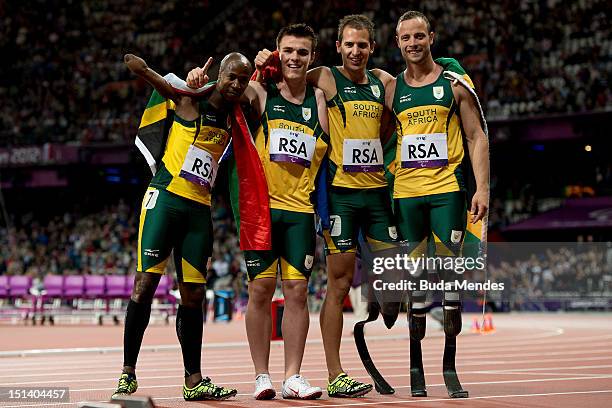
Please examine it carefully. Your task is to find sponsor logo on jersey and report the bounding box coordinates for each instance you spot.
[205,113,216,122]
[144,249,160,258]
[273,105,286,113]
[344,86,357,94]
[400,94,412,103]
[433,86,444,100]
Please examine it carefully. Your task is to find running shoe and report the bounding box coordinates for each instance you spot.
[327,373,373,397]
[281,374,322,399]
[111,373,138,398]
[183,377,237,401]
[253,373,276,400]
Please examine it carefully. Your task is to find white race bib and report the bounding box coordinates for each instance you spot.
[342,139,383,172]
[269,128,316,168]
[179,145,218,189]
[401,133,448,168]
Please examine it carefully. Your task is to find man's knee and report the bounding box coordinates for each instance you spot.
[326,253,355,300]
[248,279,275,307]
[282,279,308,307]
[178,282,206,308]
[131,272,160,303]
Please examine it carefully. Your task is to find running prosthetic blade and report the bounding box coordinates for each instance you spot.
[443,335,469,398]
[353,304,395,394]
[409,338,427,397]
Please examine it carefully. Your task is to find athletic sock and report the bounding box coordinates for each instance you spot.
[176,304,204,377]
[123,299,152,368]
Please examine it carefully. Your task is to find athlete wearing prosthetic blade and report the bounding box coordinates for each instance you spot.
[385,11,490,398]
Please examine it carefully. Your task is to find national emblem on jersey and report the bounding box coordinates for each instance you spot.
[433,86,444,100]
[371,84,381,98]
[392,70,465,198]
[255,83,329,213]
[326,67,388,189]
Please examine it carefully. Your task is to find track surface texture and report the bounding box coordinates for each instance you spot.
[1,313,611,407]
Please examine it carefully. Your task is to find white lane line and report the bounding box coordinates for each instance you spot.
[0,326,584,359]
[7,367,612,393]
[286,389,612,408]
[2,352,612,380]
[3,334,612,370]
[4,358,612,386]
[3,343,612,376]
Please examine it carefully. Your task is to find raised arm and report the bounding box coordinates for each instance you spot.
[453,84,490,224]
[124,54,179,102]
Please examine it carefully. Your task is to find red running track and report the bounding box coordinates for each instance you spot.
[0,313,611,408]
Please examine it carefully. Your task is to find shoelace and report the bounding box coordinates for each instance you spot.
[293,375,312,388]
[256,375,271,387]
[200,377,232,397]
[335,375,359,389]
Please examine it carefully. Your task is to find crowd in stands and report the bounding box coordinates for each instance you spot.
[1,0,610,146]
[487,244,612,301]
[2,195,611,311]
[0,196,328,307]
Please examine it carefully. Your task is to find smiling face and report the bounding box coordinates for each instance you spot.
[216,60,251,102]
[396,17,434,65]
[277,35,314,81]
[336,27,373,74]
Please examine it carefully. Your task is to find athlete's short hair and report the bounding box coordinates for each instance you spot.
[219,52,252,74]
[397,11,432,33]
[276,23,318,52]
[337,14,375,44]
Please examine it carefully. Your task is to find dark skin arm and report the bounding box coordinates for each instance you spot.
[125,53,199,120]
[124,54,180,102]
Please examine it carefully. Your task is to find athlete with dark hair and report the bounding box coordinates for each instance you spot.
[257,14,397,398]
[190,23,328,400]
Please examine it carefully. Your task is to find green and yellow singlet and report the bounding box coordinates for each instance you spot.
[392,69,465,198]
[255,83,329,213]
[150,99,230,206]
[327,67,387,189]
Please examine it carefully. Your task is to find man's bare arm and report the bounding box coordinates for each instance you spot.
[315,87,329,135]
[124,54,179,102]
[454,84,490,224]
[306,66,336,101]
[243,81,267,117]
[384,77,397,112]
[371,68,395,90]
